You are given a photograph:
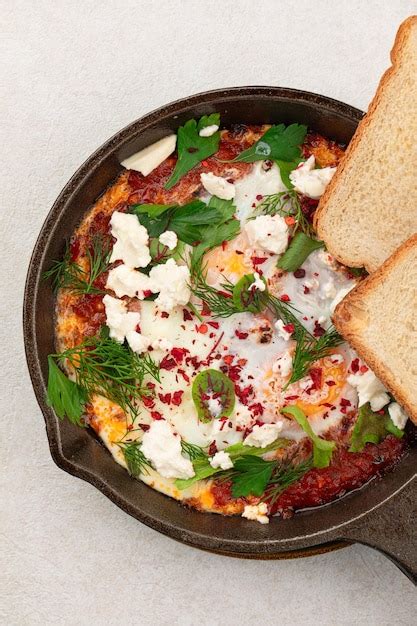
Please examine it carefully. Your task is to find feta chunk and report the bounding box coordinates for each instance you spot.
[159,230,178,250]
[151,337,173,352]
[199,124,219,137]
[148,258,191,312]
[244,214,288,255]
[242,503,269,524]
[347,369,390,411]
[110,212,151,268]
[106,264,152,298]
[103,294,148,353]
[209,450,234,470]
[289,155,336,199]
[141,420,195,479]
[244,423,283,448]
[272,350,293,378]
[121,135,176,177]
[200,172,235,200]
[388,402,408,430]
[249,272,266,292]
[275,319,292,341]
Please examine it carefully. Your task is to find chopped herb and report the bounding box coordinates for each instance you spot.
[231,456,276,498]
[46,356,87,426]
[192,369,235,423]
[275,158,304,189]
[262,457,313,505]
[255,189,314,237]
[287,326,344,386]
[181,440,207,460]
[43,235,110,295]
[165,114,221,189]
[118,440,151,477]
[349,403,404,453]
[232,273,267,313]
[277,232,324,272]
[230,124,307,164]
[281,405,335,468]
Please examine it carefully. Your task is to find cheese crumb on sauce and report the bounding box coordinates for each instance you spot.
[148,258,191,312]
[110,212,151,268]
[200,172,236,200]
[244,214,289,255]
[289,155,336,199]
[209,450,234,470]
[103,295,148,353]
[199,124,219,137]
[242,503,269,524]
[106,264,152,299]
[243,423,283,448]
[121,135,177,177]
[347,369,390,412]
[159,230,178,250]
[141,420,195,479]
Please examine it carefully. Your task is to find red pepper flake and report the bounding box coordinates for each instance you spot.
[142,395,156,409]
[158,393,171,405]
[201,301,212,316]
[197,323,208,334]
[313,321,325,337]
[283,323,295,335]
[147,382,155,390]
[310,367,323,389]
[201,160,209,167]
[223,355,234,365]
[377,409,386,415]
[249,402,264,416]
[208,441,217,456]
[172,390,184,406]
[171,347,188,363]
[360,365,369,374]
[177,368,190,383]
[350,358,360,373]
[235,384,254,405]
[151,411,163,420]
[320,402,334,408]
[235,330,249,339]
[256,194,263,201]
[227,365,242,382]
[284,395,299,401]
[207,321,219,329]
[294,268,306,279]
[161,311,169,319]
[183,308,193,321]
[285,215,296,226]
[127,423,133,431]
[303,286,310,294]
[340,398,351,407]
[221,241,227,251]
[143,290,152,298]
[139,423,150,432]
[280,294,290,302]
[160,355,177,370]
[325,380,336,387]
[135,323,141,333]
[251,256,267,265]
[218,290,233,299]
[238,358,247,367]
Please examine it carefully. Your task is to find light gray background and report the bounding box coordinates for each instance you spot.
[2,1,417,624]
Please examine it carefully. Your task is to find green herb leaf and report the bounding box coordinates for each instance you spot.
[231,456,275,498]
[281,405,335,468]
[287,326,344,386]
[255,189,314,237]
[262,457,313,505]
[192,369,235,423]
[349,403,404,453]
[181,440,207,460]
[46,356,87,426]
[165,115,221,189]
[275,158,303,189]
[231,124,307,163]
[197,113,220,132]
[277,232,324,272]
[119,440,151,477]
[232,273,267,313]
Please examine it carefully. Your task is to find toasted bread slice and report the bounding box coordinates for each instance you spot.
[333,233,417,424]
[314,16,417,272]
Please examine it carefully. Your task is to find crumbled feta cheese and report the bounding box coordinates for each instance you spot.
[234,406,253,429]
[347,370,390,411]
[330,285,355,314]
[275,319,292,341]
[318,315,327,325]
[244,423,283,448]
[249,272,266,292]
[103,294,148,353]
[121,135,177,176]
[272,350,293,378]
[141,420,195,479]
[388,402,408,430]
[110,212,151,268]
[289,155,336,199]
[207,397,222,418]
[151,337,173,352]
[200,172,235,200]
[242,503,269,524]
[148,258,191,312]
[322,279,337,299]
[244,214,289,255]
[209,450,234,470]
[199,124,219,137]
[159,230,178,250]
[106,264,152,298]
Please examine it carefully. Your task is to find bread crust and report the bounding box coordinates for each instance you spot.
[333,233,417,424]
[314,16,417,272]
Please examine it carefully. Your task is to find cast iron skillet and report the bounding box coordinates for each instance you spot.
[23,87,416,583]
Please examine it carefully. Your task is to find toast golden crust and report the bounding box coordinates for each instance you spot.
[333,233,417,424]
[314,16,417,272]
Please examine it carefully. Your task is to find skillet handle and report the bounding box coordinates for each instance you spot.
[340,479,416,585]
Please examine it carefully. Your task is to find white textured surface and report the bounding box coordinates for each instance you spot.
[2,1,417,624]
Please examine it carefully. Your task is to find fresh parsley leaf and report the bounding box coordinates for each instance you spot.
[349,403,404,453]
[231,124,307,163]
[281,405,335,468]
[232,273,267,313]
[192,369,235,423]
[46,356,87,426]
[165,115,221,189]
[197,113,220,131]
[275,158,304,189]
[191,218,240,268]
[231,456,275,498]
[277,232,324,272]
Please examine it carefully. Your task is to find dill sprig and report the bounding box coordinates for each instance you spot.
[118,440,151,477]
[261,457,313,506]
[43,235,111,295]
[189,261,241,318]
[256,190,314,237]
[286,326,344,387]
[52,335,160,416]
[181,440,207,460]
